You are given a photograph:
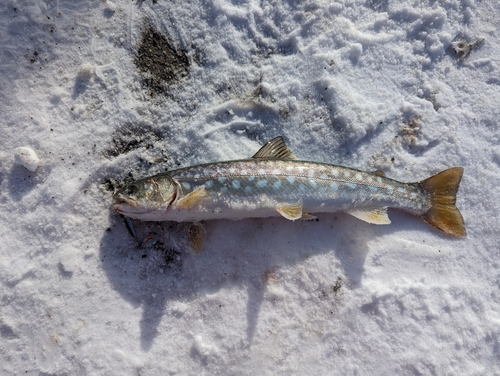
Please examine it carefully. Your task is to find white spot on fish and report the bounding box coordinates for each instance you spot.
[194,174,200,179]
[204,180,214,189]
[182,182,191,190]
[308,170,315,178]
[248,176,256,182]
[241,170,248,175]
[377,176,383,183]
[218,177,226,183]
[273,181,282,190]
[343,171,350,178]
[332,170,339,177]
[347,183,356,189]
[220,186,228,193]
[244,186,252,194]
[286,165,293,171]
[355,173,362,180]
[330,183,339,192]
[299,183,307,193]
[309,180,317,188]
[272,169,280,175]
[411,192,417,199]
[398,187,406,194]
[256,180,268,188]
[258,169,265,175]
[232,180,241,189]
[387,186,394,194]
[203,169,210,175]
[320,173,328,180]
[369,186,378,193]
[287,176,296,184]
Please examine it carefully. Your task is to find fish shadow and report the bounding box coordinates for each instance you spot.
[99,210,418,351]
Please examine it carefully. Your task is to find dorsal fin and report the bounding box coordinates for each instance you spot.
[373,170,386,177]
[252,136,296,160]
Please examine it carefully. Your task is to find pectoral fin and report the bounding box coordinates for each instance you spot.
[176,185,207,209]
[347,207,391,225]
[188,222,206,253]
[277,198,303,221]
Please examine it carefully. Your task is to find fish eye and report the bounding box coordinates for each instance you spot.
[124,184,138,195]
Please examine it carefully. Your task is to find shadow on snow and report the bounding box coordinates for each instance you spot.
[98,210,425,351]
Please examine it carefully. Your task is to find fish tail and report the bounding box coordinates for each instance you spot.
[418,167,466,237]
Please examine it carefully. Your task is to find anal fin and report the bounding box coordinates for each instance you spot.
[277,198,303,221]
[347,207,391,225]
[175,185,207,209]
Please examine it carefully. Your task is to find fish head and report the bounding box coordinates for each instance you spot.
[112,175,177,219]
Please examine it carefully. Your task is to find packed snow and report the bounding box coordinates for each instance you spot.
[1,0,500,374]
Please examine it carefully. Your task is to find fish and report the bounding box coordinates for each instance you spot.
[113,136,466,246]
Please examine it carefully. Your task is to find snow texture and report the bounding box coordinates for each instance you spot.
[1,0,500,374]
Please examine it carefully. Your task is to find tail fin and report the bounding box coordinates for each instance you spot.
[418,167,466,237]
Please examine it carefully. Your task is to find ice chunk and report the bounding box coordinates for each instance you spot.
[60,247,79,273]
[15,147,40,172]
[78,63,95,78]
[105,0,117,12]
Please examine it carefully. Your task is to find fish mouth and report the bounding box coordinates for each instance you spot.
[113,195,139,209]
[113,203,152,216]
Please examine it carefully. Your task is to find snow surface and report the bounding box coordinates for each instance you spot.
[1,0,500,374]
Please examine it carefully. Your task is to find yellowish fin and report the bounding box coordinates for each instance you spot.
[277,198,303,220]
[418,167,466,237]
[188,222,206,253]
[252,136,296,160]
[176,185,207,209]
[301,213,317,221]
[347,207,391,224]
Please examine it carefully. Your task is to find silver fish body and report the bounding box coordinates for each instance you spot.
[148,159,428,222]
[113,137,465,237]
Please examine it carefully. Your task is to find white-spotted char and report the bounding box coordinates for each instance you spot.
[113,137,466,239]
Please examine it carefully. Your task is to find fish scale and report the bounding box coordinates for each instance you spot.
[113,136,466,239]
